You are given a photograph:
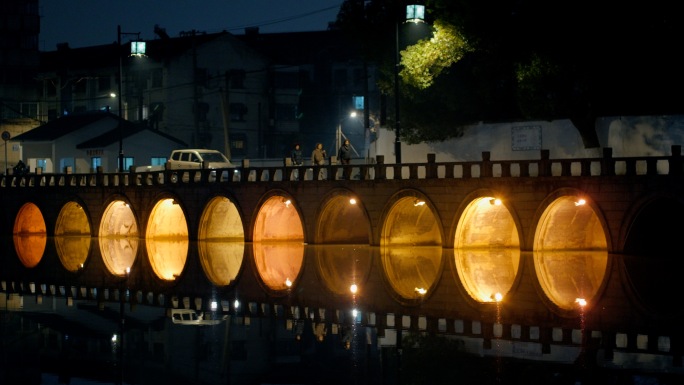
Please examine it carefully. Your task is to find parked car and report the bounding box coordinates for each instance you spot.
[136,149,239,182]
[170,309,227,326]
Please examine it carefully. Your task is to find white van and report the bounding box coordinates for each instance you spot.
[166,149,234,170]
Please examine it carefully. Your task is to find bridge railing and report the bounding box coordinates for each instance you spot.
[2,145,682,188]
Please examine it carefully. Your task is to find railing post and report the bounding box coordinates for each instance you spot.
[601,148,615,176]
[539,150,550,177]
[481,151,492,177]
[241,159,250,182]
[426,153,437,179]
[669,145,682,175]
[375,155,386,180]
[283,157,292,181]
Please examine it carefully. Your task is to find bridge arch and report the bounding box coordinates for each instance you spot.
[379,189,443,305]
[380,189,442,246]
[314,188,370,244]
[251,191,305,295]
[144,196,189,281]
[252,191,304,242]
[452,191,522,304]
[198,195,245,241]
[197,194,246,287]
[54,200,92,273]
[98,195,139,277]
[13,202,47,268]
[619,194,684,317]
[532,189,609,314]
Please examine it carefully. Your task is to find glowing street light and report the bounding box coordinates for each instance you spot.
[116,25,144,172]
[394,4,426,164]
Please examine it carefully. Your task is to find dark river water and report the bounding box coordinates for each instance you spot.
[1,239,683,385]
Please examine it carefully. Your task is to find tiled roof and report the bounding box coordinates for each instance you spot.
[12,111,115,141]
[12,110,187,148]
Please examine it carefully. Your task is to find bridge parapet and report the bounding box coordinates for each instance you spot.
[2,145,682,189]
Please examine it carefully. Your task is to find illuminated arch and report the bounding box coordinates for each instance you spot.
[198,195,244,240]
[145,198,189,281]
[454,195,521,303]
[533,193,608,312]
[253,194,304,242]
[315,189,370,244]
[13,202,47,268]
[98,199,138,277]
[54,200,91,272]
[380,191,443,303]
[252,193,305,293]
[381,191,442,246]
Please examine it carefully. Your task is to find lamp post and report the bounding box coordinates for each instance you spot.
[116,26,144,172]
[394,4,426,165]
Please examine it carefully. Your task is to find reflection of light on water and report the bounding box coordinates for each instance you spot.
[576,298,588,370]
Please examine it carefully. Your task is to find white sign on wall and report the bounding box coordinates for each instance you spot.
[511,125,542,151]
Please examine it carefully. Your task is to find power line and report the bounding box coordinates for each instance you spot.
[220,5,341,33]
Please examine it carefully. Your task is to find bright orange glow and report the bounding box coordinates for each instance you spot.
[198,241,244,286]
[198,196,244,240]
[253,242,304,292]
[13,203,47,268]
[381,245,442,300]
[54,201,91,272]
[534,195,607,311]
[383,196,441,246]
[350,284,358,294]
[253,196,304,242]
[454,197,520,303]
[315,245,372,295]
[146,198,189,280]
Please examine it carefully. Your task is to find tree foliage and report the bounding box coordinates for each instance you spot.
[336,0,684,147]
[399,19,471,90]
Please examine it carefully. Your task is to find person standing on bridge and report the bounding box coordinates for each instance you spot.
[311,143,327,179]
[291,143,303,180]
[338,139,352,179]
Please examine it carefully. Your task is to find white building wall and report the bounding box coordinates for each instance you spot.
[370,115,684,163]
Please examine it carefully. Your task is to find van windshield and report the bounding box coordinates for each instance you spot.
[200,152,228,162]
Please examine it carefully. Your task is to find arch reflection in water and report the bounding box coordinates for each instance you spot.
[146,238,189,281]
[98,200,138,276]
[146,198,189,281]
[13,202,47,268]
[454,248,520,303]
[315,245,372,296]
[380,245,442,301]
[198,241,245,286]
[253,242,304,292]
[54,236,91,272]
[54,201,91,272]
[534,250,608,310]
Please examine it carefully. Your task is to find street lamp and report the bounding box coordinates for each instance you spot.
[116,25,144,172]
[394,4,426,164]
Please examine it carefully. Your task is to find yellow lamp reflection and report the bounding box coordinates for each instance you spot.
[99,237,138,277]
[146,238,189,281]
[99,200,138,276]
[198,240,244,286]
[381,245,442,301]
[54,236,91,272]
[534,250,607,310]
[455,248,520,303]
[13,234,46,268]
[253,242,304,292]
[13,202,47,268]
[315,245,372,296]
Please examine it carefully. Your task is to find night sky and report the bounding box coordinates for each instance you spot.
[39,0,344,51]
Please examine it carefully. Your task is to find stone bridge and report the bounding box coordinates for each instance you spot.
[2,147,684,368]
